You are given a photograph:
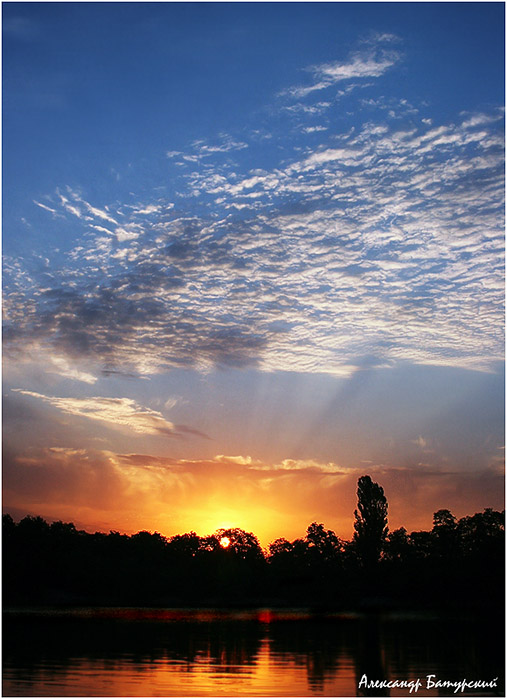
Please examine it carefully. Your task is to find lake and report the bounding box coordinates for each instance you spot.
[2,608,503,697]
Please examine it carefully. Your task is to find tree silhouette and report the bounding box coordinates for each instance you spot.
[268,537,294,557]
[214,528,264,561]
[458,508,505,558]
[168,531,202,557]
[306,522,344,561]
[3,500,503,610]
[353,476,388,568]
[432,509,458,558]
[384,527,410,564]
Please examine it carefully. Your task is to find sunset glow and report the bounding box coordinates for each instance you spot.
[2,3,504,548]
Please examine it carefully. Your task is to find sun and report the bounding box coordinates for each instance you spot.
[219,536,231,548]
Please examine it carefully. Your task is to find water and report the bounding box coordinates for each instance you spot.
[3,608,503,697]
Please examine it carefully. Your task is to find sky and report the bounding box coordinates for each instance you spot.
[3,2,505,546]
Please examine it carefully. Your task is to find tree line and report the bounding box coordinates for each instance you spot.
[3,476,504,610]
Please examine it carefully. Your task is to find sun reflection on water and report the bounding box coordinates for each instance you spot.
[3,610,503,697]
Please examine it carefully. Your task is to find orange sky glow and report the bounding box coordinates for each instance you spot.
[4,436,504,547]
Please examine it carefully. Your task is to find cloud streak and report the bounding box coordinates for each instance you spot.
[12,390,209,440]
[282,34,401,98]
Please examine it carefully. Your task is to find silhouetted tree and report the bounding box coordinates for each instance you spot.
[306,522,344,561]
[17,514,50,538]
[215,528,264,561]
[432,509,458,558]
[384,527,410,564]
[407,530,434,560]
[168,531,202,557]
[458,508,505,558]
[353,476,388,568]
[199,534,222,553]
[433,509,457,529]
[268,538,293,557]
[3,513,16,536]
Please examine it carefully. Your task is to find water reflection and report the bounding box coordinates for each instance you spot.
[3,609,504,697]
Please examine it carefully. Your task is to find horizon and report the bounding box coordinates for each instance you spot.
[2,482,503,549]
[3,3,504,548]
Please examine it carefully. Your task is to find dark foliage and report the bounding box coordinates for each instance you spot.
[3,477,504,612]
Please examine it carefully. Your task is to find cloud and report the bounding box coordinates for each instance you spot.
[3,41,503,382]
[283,35,401,99]
[412,436,428,449]
[317,54,398,82]
[11,390,209,440]
[215,455,256,466]
[175,424,212,440]
[253,459,346,474]
[54,186,120,226]
[169,134,249,162]
[48,356,98,384]
[460,112,503,129]
[84,202,118,225]
[57,192,83,218]
[282,101,332,115]
[302,126,328,134]
[3,446,129,522]
[34,200,58,215]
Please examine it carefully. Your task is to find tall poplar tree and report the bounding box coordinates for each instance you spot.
[353,475,389,567]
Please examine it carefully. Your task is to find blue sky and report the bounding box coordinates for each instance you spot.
[3,2,504,542]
